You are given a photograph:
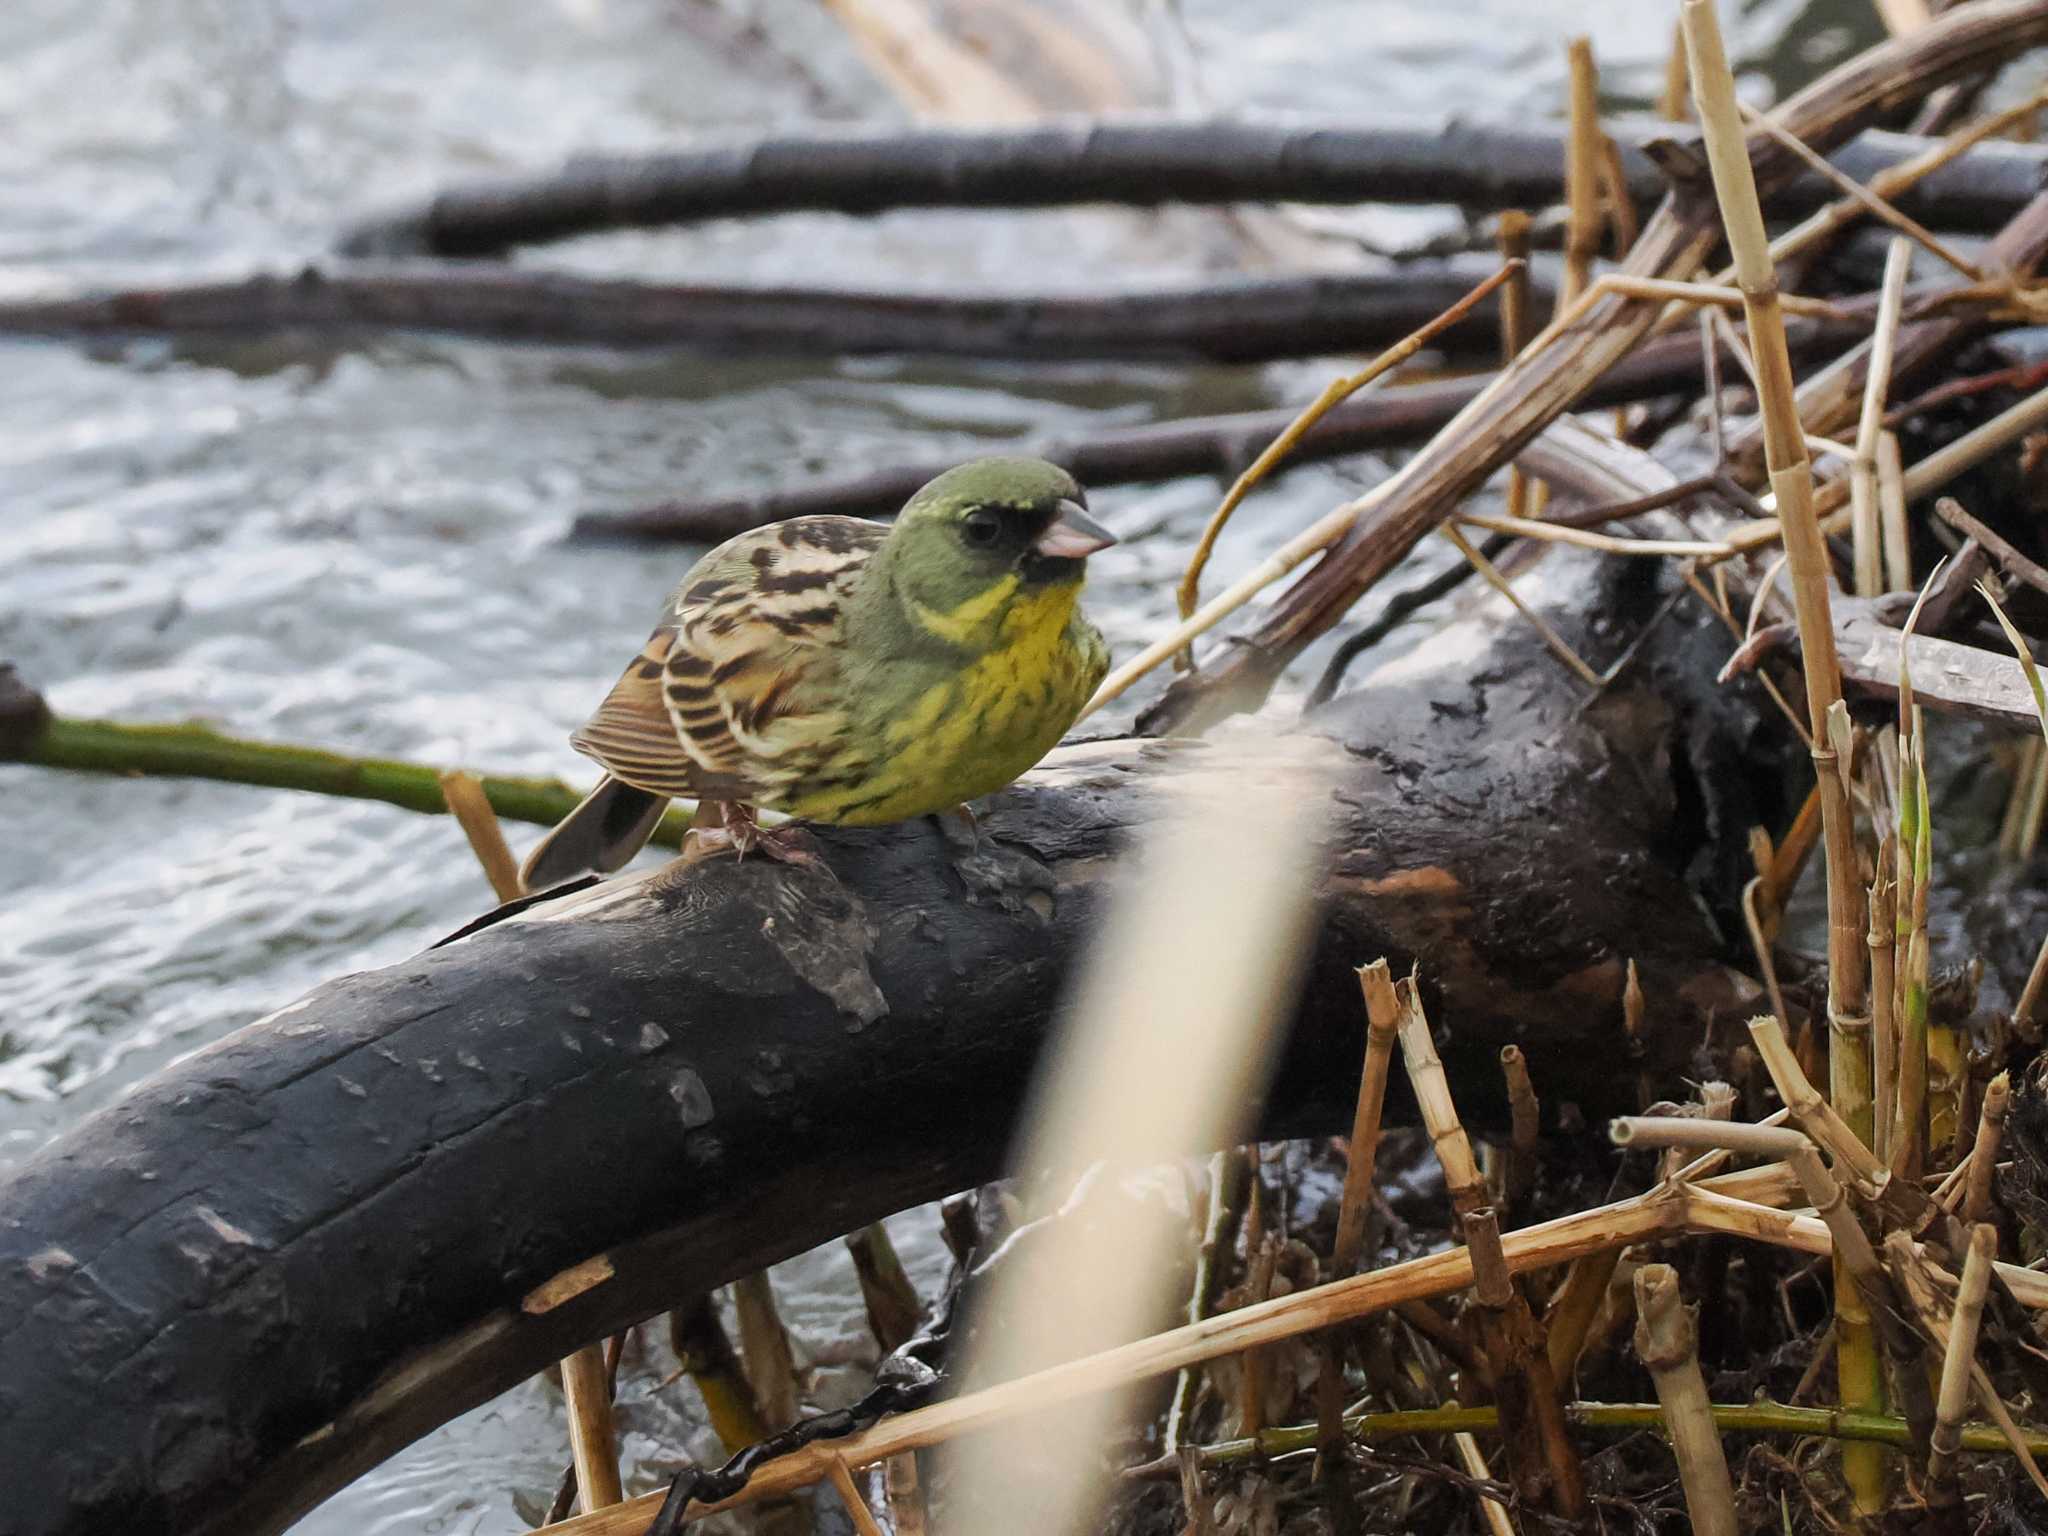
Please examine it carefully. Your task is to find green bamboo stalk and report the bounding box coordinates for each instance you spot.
[3,708,692,849]
[1133,1399,2048,1479]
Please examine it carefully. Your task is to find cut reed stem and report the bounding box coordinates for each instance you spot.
[1927,1224,1998,1502]
[1632,1265,1738,1536]
[1962,1071,2010,1225]
[561,1343,626,1514]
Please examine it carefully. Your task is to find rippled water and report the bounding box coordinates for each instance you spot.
[0,0,1873,1529]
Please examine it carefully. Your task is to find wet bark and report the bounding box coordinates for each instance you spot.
[0,263,1537,366]
[335,115,2048,259]
[0,546,1780,1536]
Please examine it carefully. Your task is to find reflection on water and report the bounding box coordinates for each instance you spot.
[0,0,1872,1529]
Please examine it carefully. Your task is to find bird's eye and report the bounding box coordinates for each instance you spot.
[961,509,1003,549]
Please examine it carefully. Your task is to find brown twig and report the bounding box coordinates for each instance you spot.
[437,768,527,903]
[1173,261,1522,658]
[1500,1046,1541,1213]
[1936,495,2048,595]
[1738,102,1983,279]
[1462,1207,1588,1517]
[1334,963,1403,1275]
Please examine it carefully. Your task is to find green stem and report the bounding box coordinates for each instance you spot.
[5,711,692,848]
[1137,1400,2047,1478]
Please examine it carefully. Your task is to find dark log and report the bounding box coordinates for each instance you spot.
[573,311,1867,544]
[336,114,2048,259]
[0,263,1544,367]
[0,546,1781,1536]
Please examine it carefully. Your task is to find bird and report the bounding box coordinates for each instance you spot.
[519,457,1117,891]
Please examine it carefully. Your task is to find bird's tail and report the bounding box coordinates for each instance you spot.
[519,775,669,891]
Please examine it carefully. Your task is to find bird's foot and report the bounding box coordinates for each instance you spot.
[680,801,827,871]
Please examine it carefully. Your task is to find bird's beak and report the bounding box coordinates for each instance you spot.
[1034,500,1118,559]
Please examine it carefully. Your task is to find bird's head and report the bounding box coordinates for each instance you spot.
[884,457,1117,649]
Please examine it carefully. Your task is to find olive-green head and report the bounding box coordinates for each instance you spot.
[881,458,1116,630]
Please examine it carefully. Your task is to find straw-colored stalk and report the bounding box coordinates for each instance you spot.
[1871,0,1933,33]
[1171,262,1520,646]
[1849,240,1914,596]
[1615,1116,1934,1450]
[732,1270,801,1430]
[560,1344,625,1514]
[1825,704,1875,1148]
[1438,523,1605,686]
[1396,977,1487,1217]
[1882,1227,2048,1499]
[845,1223,922,1355]
[1452,1427,1516,1536]
[1501,1045,1541,1211]
[1497,211,1535,520]
[1737,104,1980,279]
[1658,19,1689,120]
[1163,1150,1248,1454]
[1237,1234,1280,1442]
[1333,962,1403,1273]
[1680,9,1870,1204]
[1744,1018,1888,1193]
[438,768,526,902]
[1452,511,1730,559]
[1868,841,1898,1161]
[1133,1397,2048,1477]
[1878,429,1912,590]
[826,1456,887,1536]
[1543,1248,1626,1380]
[1962,1072,2010,1226]
[1895,721,1933,1182]
[544,1163,2048,1536]
[1632,1265,1738,1536]
[1561,36,1602,313]
[1723,385,2048,559]
[1927,1224,1998,1502]
[2019,933,2048,1038]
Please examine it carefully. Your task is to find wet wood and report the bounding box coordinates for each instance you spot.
[573,314,1861,544]
[0,536,1780,1536]
[0,263,1537,366]
[335,115,2048,258]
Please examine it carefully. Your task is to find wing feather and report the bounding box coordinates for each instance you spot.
[569,627,704,797]
[577,517,887,806]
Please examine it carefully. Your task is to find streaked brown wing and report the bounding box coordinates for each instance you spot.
[569,626,704,798]
[660,518,885,799]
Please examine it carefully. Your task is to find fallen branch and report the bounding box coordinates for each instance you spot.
[0,263,1539,366]
[0,533,1783,1536]
[335,115,2048,258]
[573,315,1859,543]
